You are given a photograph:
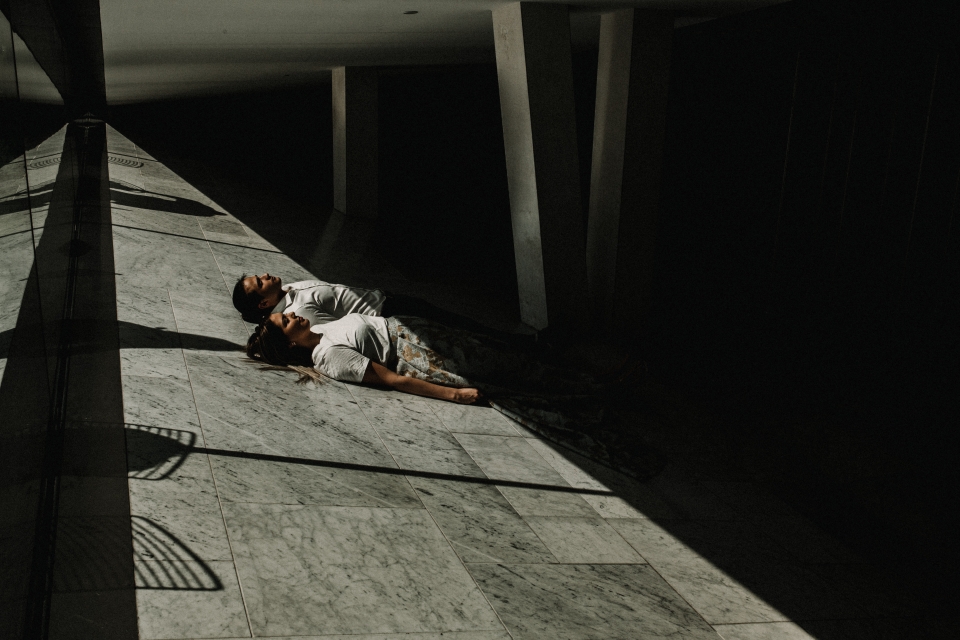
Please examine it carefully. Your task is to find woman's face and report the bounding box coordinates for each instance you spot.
[267,312,312,346]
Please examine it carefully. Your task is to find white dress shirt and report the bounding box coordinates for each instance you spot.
[271,280,386,326]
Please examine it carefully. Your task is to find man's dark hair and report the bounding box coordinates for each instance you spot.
[232,274,267,323]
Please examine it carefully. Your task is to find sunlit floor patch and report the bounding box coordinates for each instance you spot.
[99,124,908,639]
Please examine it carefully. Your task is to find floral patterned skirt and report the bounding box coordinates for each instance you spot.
[386,316,653,480]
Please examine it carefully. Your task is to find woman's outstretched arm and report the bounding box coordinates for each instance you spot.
[362,361,480,405]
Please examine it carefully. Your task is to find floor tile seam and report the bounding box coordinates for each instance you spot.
[168,285,256,638]
[461,560,652,566]
[217,501,425,510]
[413,492,518,640]
[449,432,572,491]
[343,382,433,512]
[606,529,719,632]
[110,221,284,254]
[337,385,524,636]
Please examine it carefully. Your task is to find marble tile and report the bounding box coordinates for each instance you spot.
[127,433,232,561]
[168,288,248,347]
[202,223,277,251]
[222,502,502,636]
[651,557,854,625]
[172,633,510,640]
[106,123,141,151]
[115,284,177,330]
[0,212,32,237]
[714,621,819,640]
[206,240,316,288]
[496,486,597,517]
[135,559,250,639]
[185,352,395,467]
[452,434,567,485]
[210,454,422,508]
[524,516,644,564]
[650,557,785,624]
[467,563,720,640]
[111,204,207,240]
[113,225,225,294]
[349,385,486,478]
[120,345,189,380]
[122,374,202,434]
[609,518,793,567]
[409,477,555,564]
[525,438,723,520]
[430,403,521,436]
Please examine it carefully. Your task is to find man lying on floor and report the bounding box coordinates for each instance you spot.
[232,273,533,346]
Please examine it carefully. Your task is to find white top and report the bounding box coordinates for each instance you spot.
[272,280,386,326]
[310,314,393,382]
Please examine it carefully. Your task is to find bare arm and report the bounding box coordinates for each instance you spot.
[362,361,480,405]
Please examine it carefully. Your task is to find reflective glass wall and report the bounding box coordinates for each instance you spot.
[0,8,65,637]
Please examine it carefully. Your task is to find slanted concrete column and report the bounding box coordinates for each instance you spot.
[587,9,673,332]
[332,66,378,218]
[492,2,587,331]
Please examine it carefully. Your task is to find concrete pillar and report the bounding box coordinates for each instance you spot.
[587,9,673,332]
[332,66,378,218]
[492,2,587,331]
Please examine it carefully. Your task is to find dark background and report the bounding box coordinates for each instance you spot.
[109,0,959,619]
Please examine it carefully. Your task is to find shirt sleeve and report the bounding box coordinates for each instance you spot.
[313,346,370,383]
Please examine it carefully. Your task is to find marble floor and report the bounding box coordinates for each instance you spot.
[9,123,918,639]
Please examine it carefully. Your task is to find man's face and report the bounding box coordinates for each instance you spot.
[242,273,283,308]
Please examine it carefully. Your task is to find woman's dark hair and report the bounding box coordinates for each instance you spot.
[233,275,268,323]
[245,317,313,367]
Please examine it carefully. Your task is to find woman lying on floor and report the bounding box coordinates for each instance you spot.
[245,311,658,480]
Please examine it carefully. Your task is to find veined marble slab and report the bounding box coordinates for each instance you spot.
[429,403,522,436]
[121,374,202,434]
[523,516,645,564]
[713,621,818,640]
[409,477,555,564]
[170,633,511,640]
[185,352,396,467]
[467,563,720,640]
[349,384,486,478]
[168,288,248,347]
[111,205,208,240]
[496,485,597,517]
[609,518,794,567]
[222,502,502,636]
[453,434,568,485]
[127,432,232,562]
[648,556,855,625]
[206,239,317,288]
[135,559,249,639]
[210,455,422,509]
[113,225,226,294]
